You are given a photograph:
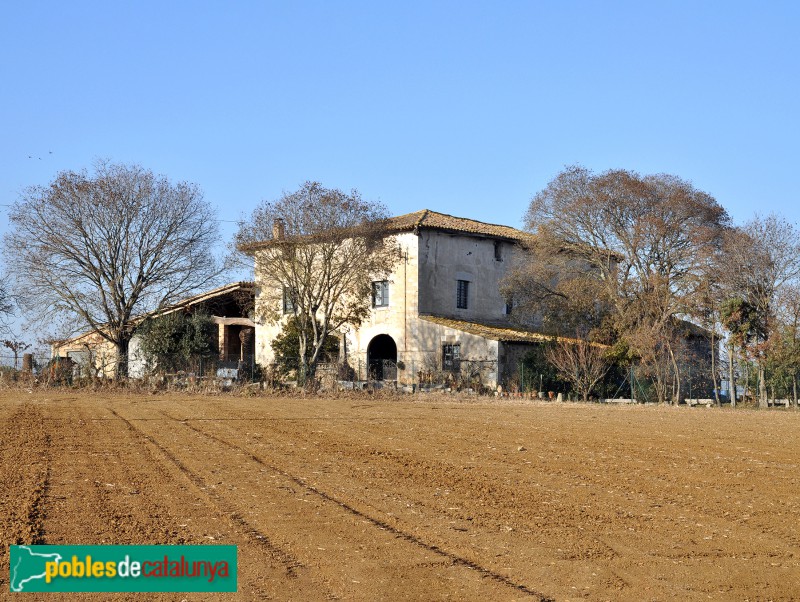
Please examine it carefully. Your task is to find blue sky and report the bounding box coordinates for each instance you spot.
[1,1,798,257]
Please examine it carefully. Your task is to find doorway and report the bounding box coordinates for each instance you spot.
[367,334,397,381]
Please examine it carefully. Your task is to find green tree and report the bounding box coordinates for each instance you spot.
[136,311,215,373]
[516,341,563,394]
[271,317,339,378]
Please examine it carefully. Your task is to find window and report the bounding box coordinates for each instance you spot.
[494,241,503,261]
[442,344,461,372]
[372,280,389,308]
[504,298,513,315]
[456,279,469,309]
[282,286,296,314]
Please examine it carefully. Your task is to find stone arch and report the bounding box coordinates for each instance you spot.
[367,334,397,381]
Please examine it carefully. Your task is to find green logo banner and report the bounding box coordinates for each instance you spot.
[9,545,237,592]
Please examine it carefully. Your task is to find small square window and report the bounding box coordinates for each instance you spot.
[456,280,469,309]
[372,280,389,307]
[443,344,461,372]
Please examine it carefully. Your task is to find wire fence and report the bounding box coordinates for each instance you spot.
[0,352,49,370]
[0,352,263,387]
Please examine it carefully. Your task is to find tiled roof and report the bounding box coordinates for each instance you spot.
[385,209,531,241]
[52,282,254,348]
[150,281,254,316]
[419,315,605,346]
[239,210,533,252]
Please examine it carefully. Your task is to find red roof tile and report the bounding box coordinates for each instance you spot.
[385,209,531,241]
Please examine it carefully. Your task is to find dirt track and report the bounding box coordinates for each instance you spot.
[2,391,800,601]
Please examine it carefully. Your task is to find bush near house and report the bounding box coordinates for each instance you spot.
[136,311,215,374]
[271,317,339,378]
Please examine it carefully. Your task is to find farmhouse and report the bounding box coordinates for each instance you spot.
[51,281,255,377]
[251,209,558,389]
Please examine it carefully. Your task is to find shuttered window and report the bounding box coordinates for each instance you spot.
[456,280,469,309]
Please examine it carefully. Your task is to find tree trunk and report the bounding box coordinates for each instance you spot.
[653,370,666,404]
[711,330,720,407]
[297,334,309,387]
[304,361,317,388]
[115,337,130,380]
[728,340,736,408]
[793,373,798,408]
[758,363,768,408]
[671,370,677,405]
[668,343,681,405]
[743,363,750,403]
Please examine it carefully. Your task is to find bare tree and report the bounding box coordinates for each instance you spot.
[520,166,731,403]
[4,161,221,377]
[501,234,610,337]
[718,215,800,407]
[745,216,800,407]
[774,285,800,406]
[235,182,399,386]
[690,243,731,406]
[0,276,15,328]
[545,338,610,402]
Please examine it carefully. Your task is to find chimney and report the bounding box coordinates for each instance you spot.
[272,218,285,240]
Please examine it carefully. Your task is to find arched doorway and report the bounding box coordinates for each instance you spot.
[367,335,397,381]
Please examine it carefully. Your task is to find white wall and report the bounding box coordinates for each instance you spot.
[127,336,147,379]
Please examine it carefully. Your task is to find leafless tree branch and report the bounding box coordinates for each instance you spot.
[4,161,222,377]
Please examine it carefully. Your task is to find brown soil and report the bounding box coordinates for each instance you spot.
[2,392,800,601]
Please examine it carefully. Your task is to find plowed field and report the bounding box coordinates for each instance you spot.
[2,392,799,601]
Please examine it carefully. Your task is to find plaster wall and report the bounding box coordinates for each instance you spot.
[52,333,119,378]
[253,233,418,370]
[345,232,501,386]
[253,281,285,368]
[416,230,515,324]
